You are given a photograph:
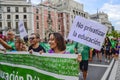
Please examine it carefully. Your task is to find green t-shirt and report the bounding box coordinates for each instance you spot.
[75,42,90,60]
[7,40,15,51]
[66,42,76,54]
[110,40,117,48]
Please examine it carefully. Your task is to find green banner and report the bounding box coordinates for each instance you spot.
[0,52,79,80]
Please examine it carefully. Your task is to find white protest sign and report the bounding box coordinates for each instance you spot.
[18,20,28,39]
[68,16,108,50]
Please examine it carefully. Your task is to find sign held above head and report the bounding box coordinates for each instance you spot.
[68,16,108,50]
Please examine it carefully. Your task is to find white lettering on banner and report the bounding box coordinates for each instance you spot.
[27,74,32,80]
[27,74,40,80]
[0,70,24,80]
[0,70,40,80]
[68,16,108,50]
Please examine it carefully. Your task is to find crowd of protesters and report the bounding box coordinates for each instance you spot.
[0,29,120,80]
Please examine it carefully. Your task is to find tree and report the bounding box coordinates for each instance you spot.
[107,30,120,38]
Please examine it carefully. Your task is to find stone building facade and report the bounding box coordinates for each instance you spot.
[49,0,89,39]
[33,1,58,40]
[90,12,112,33]
[0,0,33,35]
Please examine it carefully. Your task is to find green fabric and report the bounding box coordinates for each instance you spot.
[75,42,90,60]
[66,42,76,54]
[0,53,79,80]
[40,42,50,53]
[7,40,15,50]
[110,40,117,48]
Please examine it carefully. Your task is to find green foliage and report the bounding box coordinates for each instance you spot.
[107,30,120,38]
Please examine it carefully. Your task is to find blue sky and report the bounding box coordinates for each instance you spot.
[30,0,120,31]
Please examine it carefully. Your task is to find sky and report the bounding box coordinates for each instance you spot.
[30,0,120,31]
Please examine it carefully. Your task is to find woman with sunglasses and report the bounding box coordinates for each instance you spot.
[28,33,46,54]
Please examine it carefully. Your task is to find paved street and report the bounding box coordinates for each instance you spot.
[115,54,120,80]
[79,55,114,80]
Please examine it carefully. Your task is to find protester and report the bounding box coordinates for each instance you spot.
[115,42,120,60]
[104,37,111,63]
[15,38,28,51]
[0,34,6,51]
[110,38,117,58]
[0,29,15,51]
[74,42,91,80]
[66,39,76,54]
[95,49,102,62]
[28,33,46,54]
[23,35,30,46]
[48,32,69,54]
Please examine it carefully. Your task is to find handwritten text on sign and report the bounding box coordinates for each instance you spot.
[68,16,108,50]
[18,20,27,39]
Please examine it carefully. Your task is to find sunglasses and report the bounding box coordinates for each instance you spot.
[29,37,36,40]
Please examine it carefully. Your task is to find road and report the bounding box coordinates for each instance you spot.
[79,55,114,80]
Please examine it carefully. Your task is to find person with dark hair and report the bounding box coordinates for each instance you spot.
[23,35,30,46]
[48,32,69,54]
[74,42,91,80]
[115,42,120,60]
[110,38,117,58]
[104,37,111,63]
[28,33,46,54]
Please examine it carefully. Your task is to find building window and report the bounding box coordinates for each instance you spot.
[24,15,27,19]
[81,13,83,16]
[15,7,19,12]
[36,16,39,20]
[64,2,66,5]
[7,7,10,12]
[58,24,61,30]
[0,22,2,28]
[16,22,19,34]
[58,14,61,17]
[7,15,11,19]
[71,15,73,18]
[73,10,75,14]
[7,22,11,29]
[84,14,85,17]
[15,15,19,19]
[36,9,39,14]
[66,14,69,18]
[0,6,2,10]
[24,22,28,32]
[76,11,78,15]
[36,22,39,29]
[0,14,2,19]
[23,7,27,12]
